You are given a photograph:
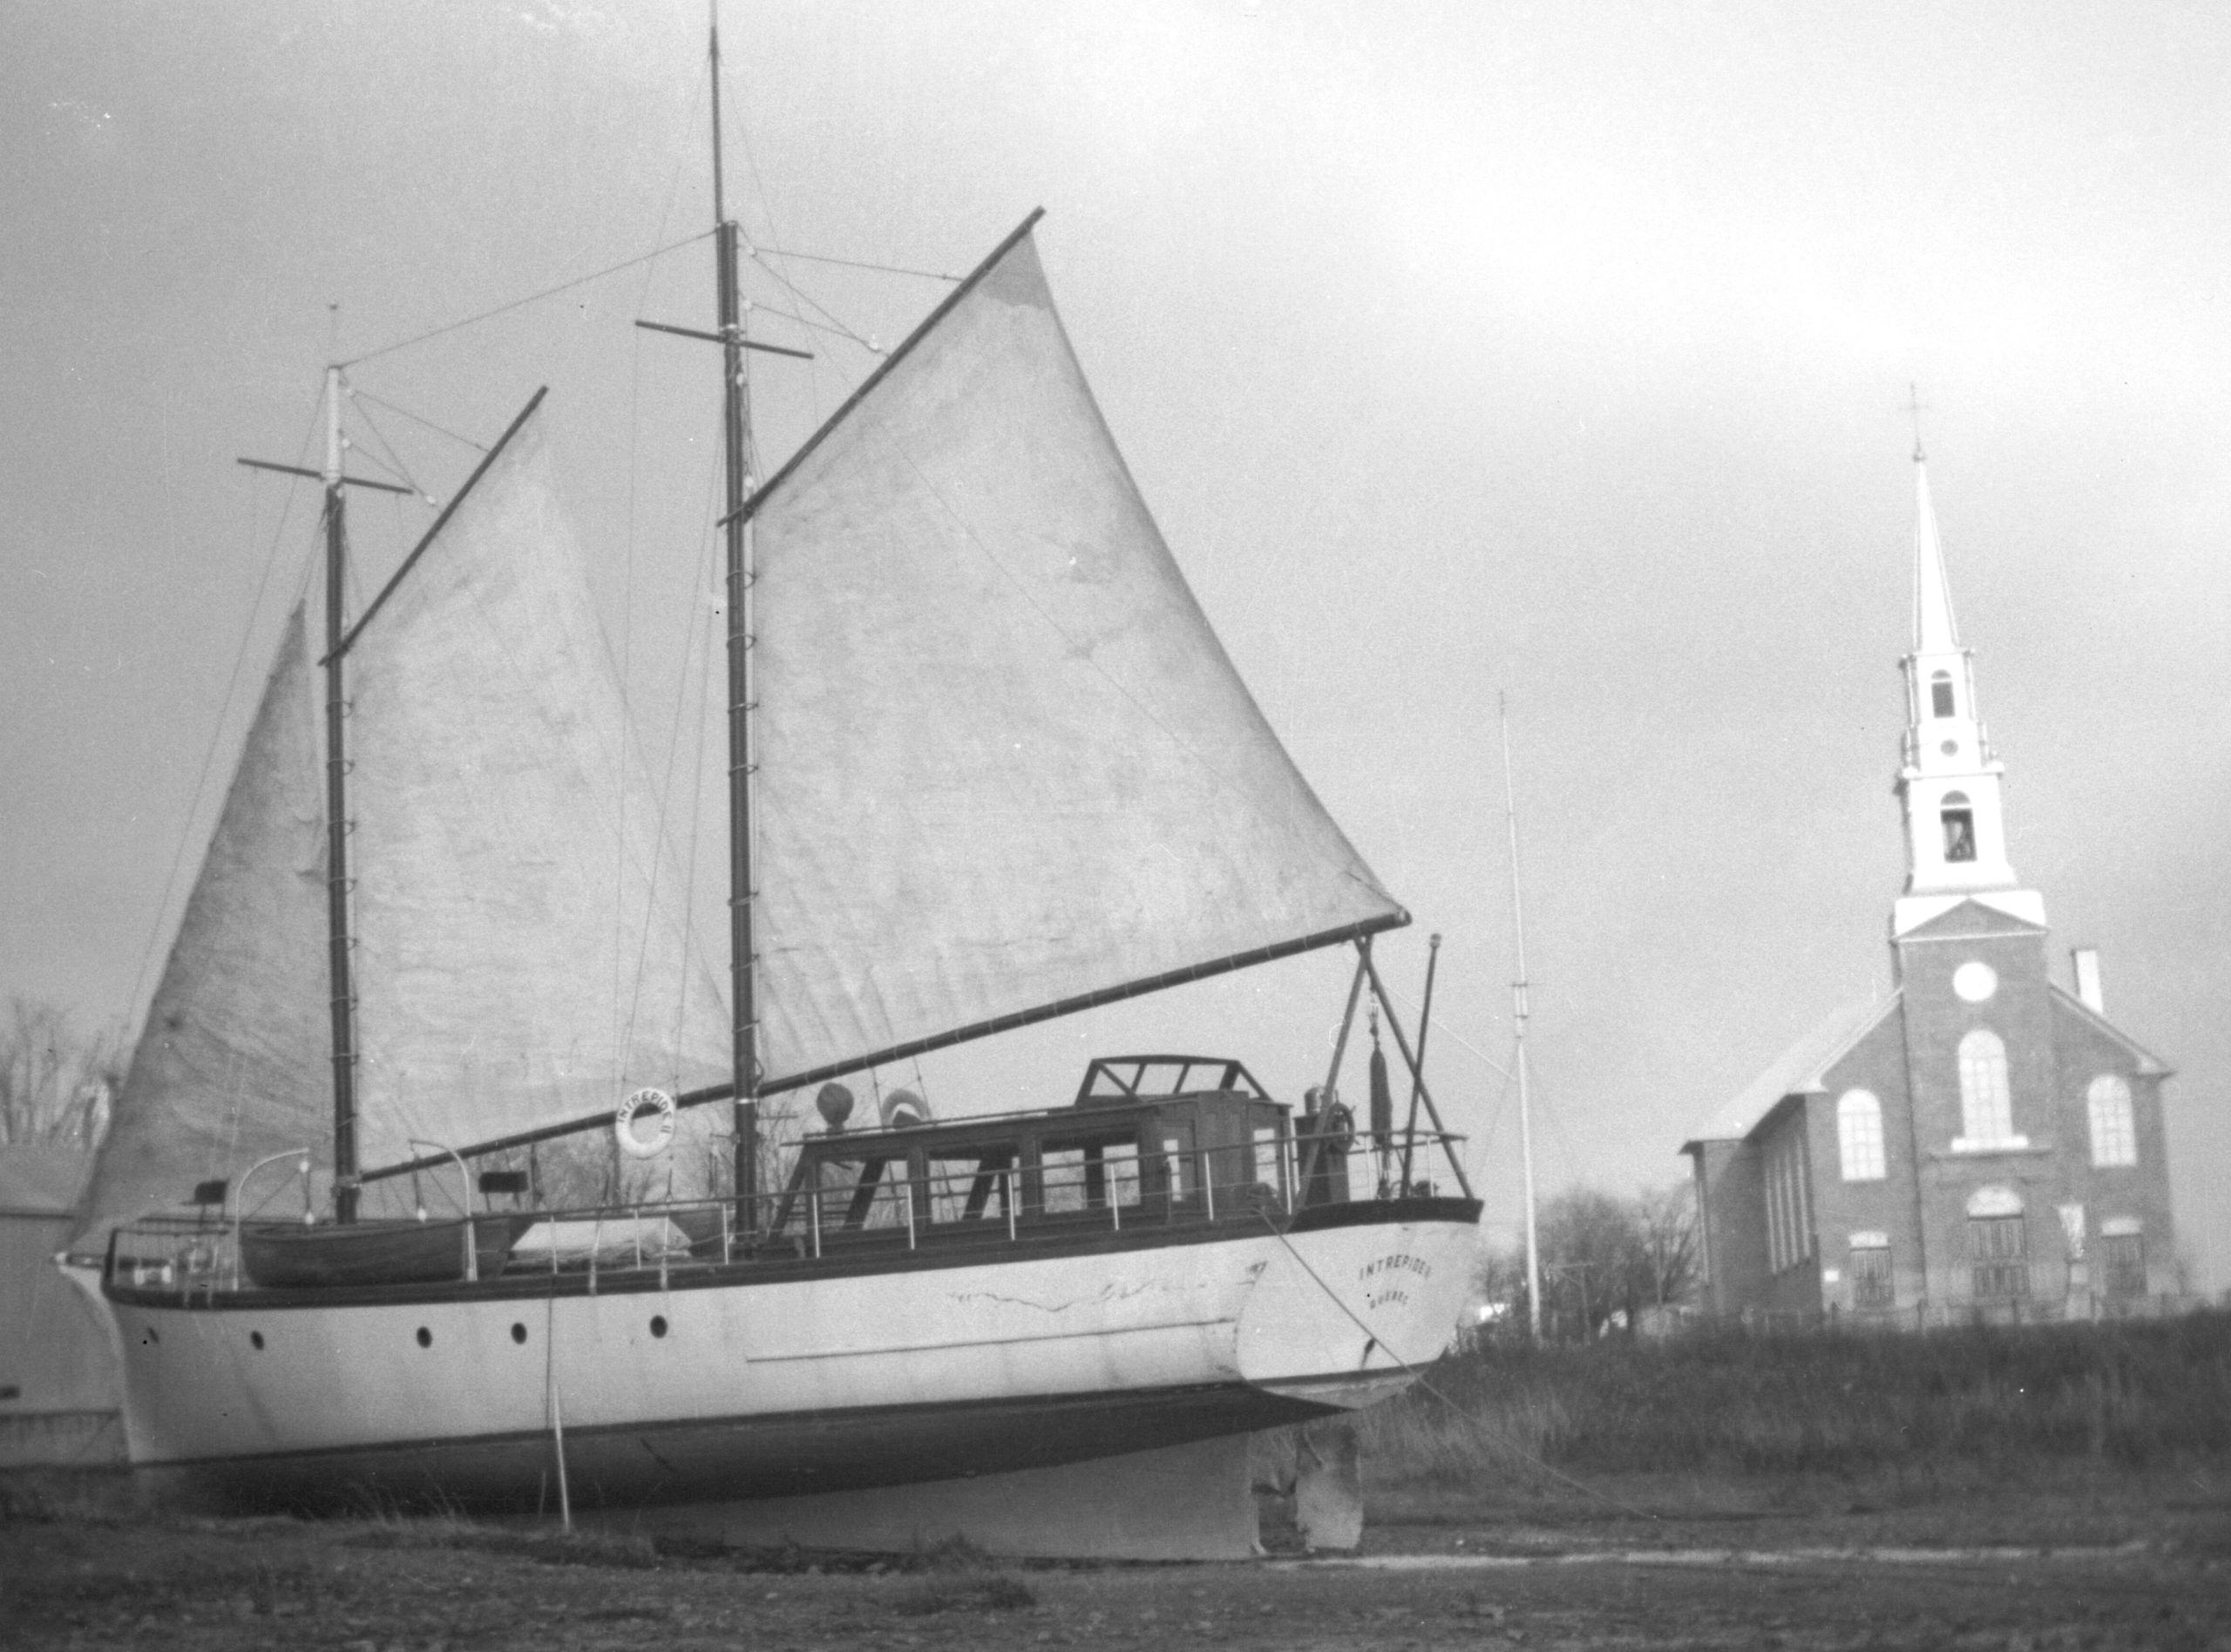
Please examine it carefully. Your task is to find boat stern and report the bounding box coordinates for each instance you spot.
[1234,1197,1482,1411]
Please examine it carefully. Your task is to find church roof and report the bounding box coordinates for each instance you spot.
[1681,993,1899,1150]
[2049,983,2173,1078]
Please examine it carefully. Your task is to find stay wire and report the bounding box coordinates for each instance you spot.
[1372,976,1509,1080]
[752,244,960,284]
[122,394,323,1035]
[628,449,725,1092]
[340,231,715,367]
[340,392,430,501]
[348,387,488,455]
[1254,1212,1661,1523]
[743,249,885,356]
[615,58,708,1084]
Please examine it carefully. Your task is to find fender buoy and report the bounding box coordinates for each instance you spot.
[615,1088,678,1159]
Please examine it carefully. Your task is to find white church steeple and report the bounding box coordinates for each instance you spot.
[1890,440,2045,938]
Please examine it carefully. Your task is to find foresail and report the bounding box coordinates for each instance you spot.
[346,412,728,1169]
[748,222,1405,1092]
[72,606,329,1248]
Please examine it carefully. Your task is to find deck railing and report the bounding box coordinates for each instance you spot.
[103,1129,1463,1302]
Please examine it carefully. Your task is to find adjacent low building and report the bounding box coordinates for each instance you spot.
[0,1143,125,1466]
[1684,451,2177,1324]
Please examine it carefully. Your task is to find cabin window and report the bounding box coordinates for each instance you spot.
[2100,1229,2146,1298]
[804,1154,911,1233]
[1836,1090,1886,1181]
[1956,1029,2015,1147]
[924,1144,1018,1225]
[1849,1242,1894,1309]
[2086,1075,2137,1168]
[1162,1126,1196,1202]
[1930,671,1956,718]
[1970,1213,2030,1300]
[1038,1132,1141,1215]
[1939,792,1976,863]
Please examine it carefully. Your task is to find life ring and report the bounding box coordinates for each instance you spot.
[1319,1100,1355,1152]
[614,1088,677,1159]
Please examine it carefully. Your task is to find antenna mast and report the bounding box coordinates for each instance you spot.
[710,13,762,1221]
[1499,693,1541,1337]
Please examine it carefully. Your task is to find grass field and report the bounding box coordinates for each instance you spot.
[1359,1309,2231,1500]
[6,1314,2231,1647]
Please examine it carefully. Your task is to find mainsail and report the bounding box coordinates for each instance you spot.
[748,220,1405,1092]
[73,607,329,1246]
[344,413,728,1170]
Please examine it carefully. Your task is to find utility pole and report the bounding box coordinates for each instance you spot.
[1500,692,1542,1339]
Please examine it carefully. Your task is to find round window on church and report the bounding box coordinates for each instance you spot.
[1953,960,1998,1003]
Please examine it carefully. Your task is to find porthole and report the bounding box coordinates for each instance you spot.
[249,1330,265,1351]
[511,1323,527,1344]
[416,1327,432,1349]
[650,1315,668,1339]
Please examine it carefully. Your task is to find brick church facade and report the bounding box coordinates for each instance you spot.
[1684,453,2177,1323]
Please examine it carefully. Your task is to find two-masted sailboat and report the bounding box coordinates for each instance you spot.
[63,30,1482,1554]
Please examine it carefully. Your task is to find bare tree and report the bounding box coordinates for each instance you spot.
[1536,1186,1635,1339]
[0,997,121,1148]
[1634,1181,1699,1312]
[1501,1181,1699,1340]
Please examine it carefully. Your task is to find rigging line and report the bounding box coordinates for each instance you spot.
[669,572,717,1090]
[611,59,706,1080]
[623,444,725,1079]
[340,230,715,367]
[348,387,488,454]
[727,105,828,375]
[729,106,848,434]
[752,243,960,284]
[342,396,430,500]
[1461,1048,1518,1188]
[1253,1212,1662,1523]
[1371,978,1511,1080]
[744,248,885,355]
[122,394,322,1035]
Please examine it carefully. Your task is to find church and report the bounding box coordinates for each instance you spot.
[1683,450,2178,1323]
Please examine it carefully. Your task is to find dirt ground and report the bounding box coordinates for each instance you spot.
[4,1474,2229,1651]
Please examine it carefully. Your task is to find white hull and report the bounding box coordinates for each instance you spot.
[97,1206,1479,1513]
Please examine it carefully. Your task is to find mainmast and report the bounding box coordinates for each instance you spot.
[711,18,761,1216]
[322,366,361,1222]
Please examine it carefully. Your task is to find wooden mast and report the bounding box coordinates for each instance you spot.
[322,365,361,1222]
[710,16,761,1221]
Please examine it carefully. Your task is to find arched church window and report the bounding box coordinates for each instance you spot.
[1956,1029,2014,1146]
[1836,1090,1885,1181]
[2086,1074,2137,1168]
[1940,792,1976,863]
[1930,671,1956,718]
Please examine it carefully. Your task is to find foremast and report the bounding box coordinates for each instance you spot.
[710,19,762,1217]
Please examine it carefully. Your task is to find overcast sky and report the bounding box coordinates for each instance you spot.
[5,1,2227,1285]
